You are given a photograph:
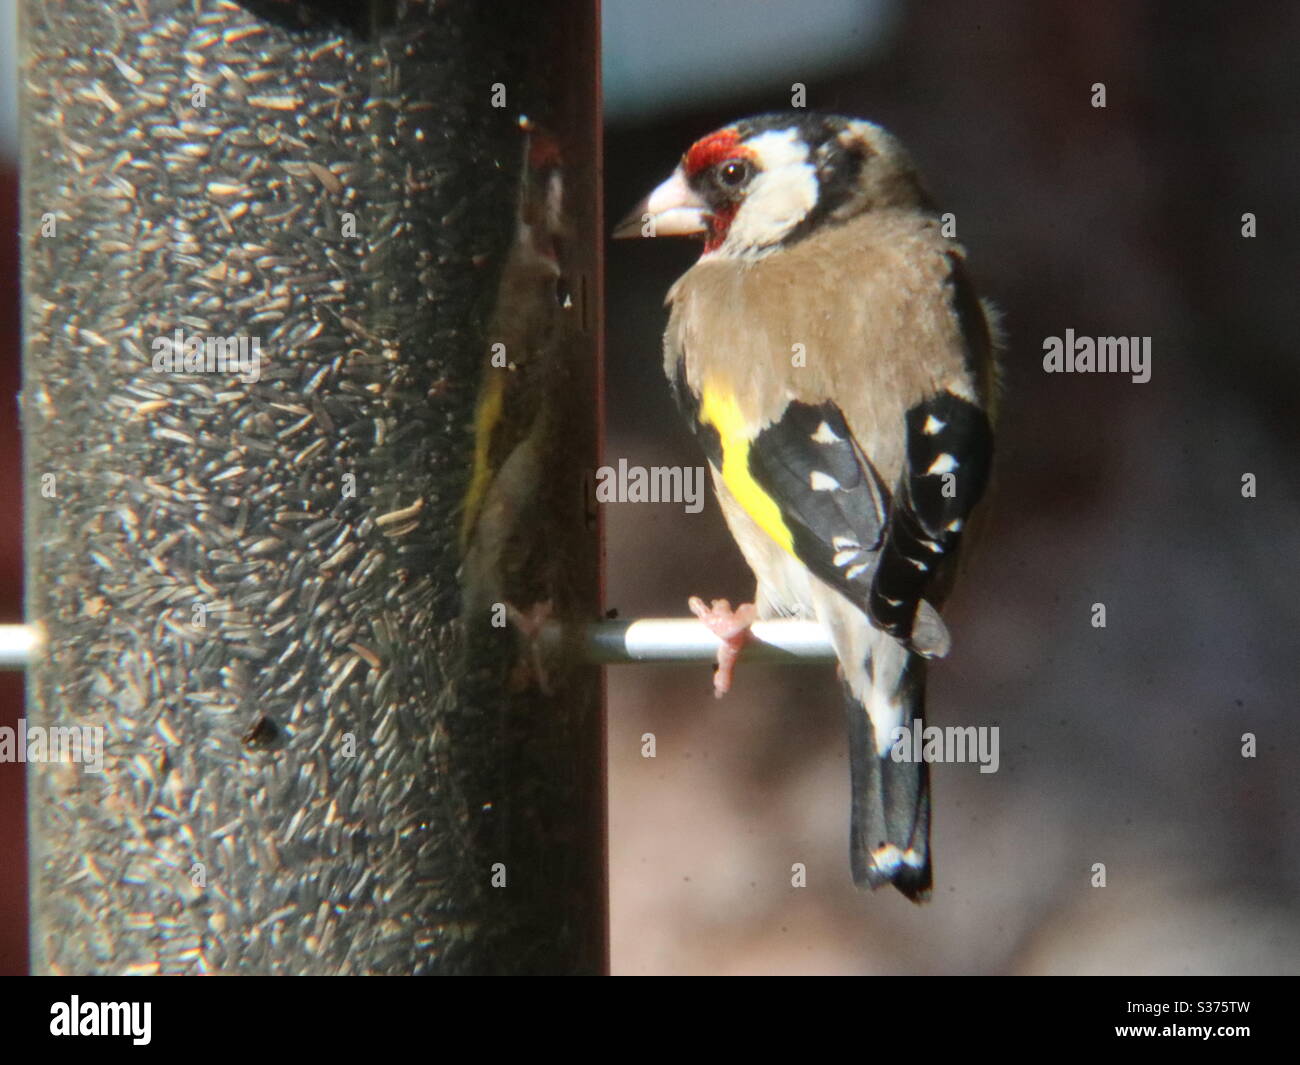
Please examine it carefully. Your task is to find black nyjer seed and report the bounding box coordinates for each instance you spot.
[241,715,282,750]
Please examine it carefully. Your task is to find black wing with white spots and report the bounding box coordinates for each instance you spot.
[867,392,993,651]
[746,400,890,610]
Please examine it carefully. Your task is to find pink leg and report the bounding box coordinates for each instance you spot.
[505,599,555,695]
[688,597,757,698]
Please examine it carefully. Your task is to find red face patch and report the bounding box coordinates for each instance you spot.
[683,128,745,179]
[527,132,562,172]
[701,204,738,254]
[683,128,753,253]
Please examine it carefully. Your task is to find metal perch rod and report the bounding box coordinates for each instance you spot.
[572,618,835,663]
[0,624,36,670]
[3,620,837,669]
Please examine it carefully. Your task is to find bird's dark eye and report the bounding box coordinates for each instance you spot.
[715,159,752,189]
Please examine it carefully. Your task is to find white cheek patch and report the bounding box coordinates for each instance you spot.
[725,128,818,253]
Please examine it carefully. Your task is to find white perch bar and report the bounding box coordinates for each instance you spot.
[3,620,838,669]
[0,624,37,670]
[574,618,836,664]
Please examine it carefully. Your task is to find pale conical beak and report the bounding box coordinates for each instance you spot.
[612,168,708,239]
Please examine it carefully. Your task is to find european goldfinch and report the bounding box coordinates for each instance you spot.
[614,113,999,901]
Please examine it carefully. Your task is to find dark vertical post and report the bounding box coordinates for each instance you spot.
[22,0,603,974]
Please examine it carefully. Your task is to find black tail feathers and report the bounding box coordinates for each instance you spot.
[842,664,932,902]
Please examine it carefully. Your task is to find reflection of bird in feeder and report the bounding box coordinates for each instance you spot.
[459,116,578,663]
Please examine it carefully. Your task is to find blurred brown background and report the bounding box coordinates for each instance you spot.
[602,0,1300,973]
[2,0,1298,974]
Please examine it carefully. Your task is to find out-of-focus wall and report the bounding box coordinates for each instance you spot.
[603,0,1300,974]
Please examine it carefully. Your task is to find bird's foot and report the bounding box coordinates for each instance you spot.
[505,599,555,695]
[688,596,757,698]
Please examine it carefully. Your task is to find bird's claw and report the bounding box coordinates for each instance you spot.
[688,596,757,697]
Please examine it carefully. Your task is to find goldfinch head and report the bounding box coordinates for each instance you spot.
[614,112,931,259]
